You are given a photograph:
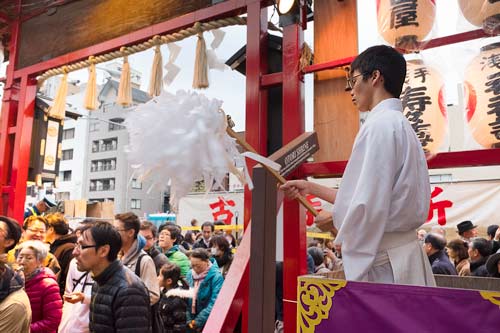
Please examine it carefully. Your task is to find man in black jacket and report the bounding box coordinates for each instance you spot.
[73,221,151,333]
[424,233,457,275]
[468,237,492,277]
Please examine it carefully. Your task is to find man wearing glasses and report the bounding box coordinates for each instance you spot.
[72,221,151,332]
[281,45,435,286]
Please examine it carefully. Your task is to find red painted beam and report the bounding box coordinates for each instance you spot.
[14,0,274,78]
[261,72,283,88]
[299,149,500,178]
[302,29,489,74]
[302,55,355,74]
[420,29,489,50]
[426,149,500,169]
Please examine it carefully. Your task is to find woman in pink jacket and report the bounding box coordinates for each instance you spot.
[17,240,62,333]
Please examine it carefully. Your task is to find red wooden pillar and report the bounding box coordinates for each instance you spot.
[282,22,306,333]
[9,76,37,223]
[244,1,268,228]
[242,2,268,333]
[0,1,34,223]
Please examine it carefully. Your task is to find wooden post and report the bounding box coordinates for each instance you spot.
[314,0,359,162]
[248,165,277,333]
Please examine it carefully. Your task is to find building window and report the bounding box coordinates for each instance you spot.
[89,178,115,192]
[108,118,125,131]
[62,149,73,160]
[63,128,75,140]
[131,178,142,189]
[131,199,141,209]
[91,158,116,172]
[89,122,99,132]
[61,170,72,181]
[92,138,118,152]
[56,192,70,201]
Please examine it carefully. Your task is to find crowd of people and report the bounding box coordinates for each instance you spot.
[419,220,500,278]
[0,211,236,333]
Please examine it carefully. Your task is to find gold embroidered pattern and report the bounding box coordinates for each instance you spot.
[297,277,347,333]
[480,291,500,308]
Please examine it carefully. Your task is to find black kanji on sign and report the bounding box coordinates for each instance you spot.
[413,67,429,83]
[480,52,500,71]
[485,71,500,139]
[390,0,419,29]
[402,85,433,148]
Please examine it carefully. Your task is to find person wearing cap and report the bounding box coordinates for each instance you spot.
[24,197,56,220]
[486,249,500,278]
[456,220,478,244]
[486,224,500,255]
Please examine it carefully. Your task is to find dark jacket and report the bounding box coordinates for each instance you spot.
[146,246,170,274]
[471,257,489,277]
[158,287,192,333]
[25,267,62,333]
[50,233,77,295]
[90,260,151,333]
[491,240,500,255]
[192,238,210,250]
[428,250,457,275]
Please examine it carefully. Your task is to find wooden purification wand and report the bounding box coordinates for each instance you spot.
[225,115,337,236]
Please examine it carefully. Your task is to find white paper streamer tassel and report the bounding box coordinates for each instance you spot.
[124,90,248,212]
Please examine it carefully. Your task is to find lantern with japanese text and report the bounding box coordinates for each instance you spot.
[401,60,447,154]
[464,43,500,148]
[458,0,500,35]
[377,0,436,51]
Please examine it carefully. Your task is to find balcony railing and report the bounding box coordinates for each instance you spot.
[90,164,116,172]
[89,185,115,192]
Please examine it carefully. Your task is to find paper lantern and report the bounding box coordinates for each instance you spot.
[458,0,500,34]
[377,0,436,51]
[464,43,500,148]
[401,60,447,154]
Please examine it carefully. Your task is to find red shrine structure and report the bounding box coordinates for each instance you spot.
[1,1,499,332]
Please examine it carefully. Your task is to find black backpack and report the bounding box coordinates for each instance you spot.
[135,253,165,333]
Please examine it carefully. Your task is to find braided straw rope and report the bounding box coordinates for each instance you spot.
[37,16,250,83]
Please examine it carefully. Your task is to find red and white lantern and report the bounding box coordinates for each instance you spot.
[464,43,500,148]
[401,60,447,154]
[458,0,500,34]
[377,0,436,51]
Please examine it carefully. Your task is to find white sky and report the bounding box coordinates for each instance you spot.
[1,1,499,133]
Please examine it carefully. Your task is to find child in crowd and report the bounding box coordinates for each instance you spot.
[158,263,193,333]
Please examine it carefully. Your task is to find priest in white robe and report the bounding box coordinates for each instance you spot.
[281,45,435,286]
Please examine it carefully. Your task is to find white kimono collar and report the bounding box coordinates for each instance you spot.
[370,98,403,115]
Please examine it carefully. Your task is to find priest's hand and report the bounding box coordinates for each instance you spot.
[279,180,310,200]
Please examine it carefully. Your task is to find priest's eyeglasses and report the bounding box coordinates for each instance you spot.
[346,73,366,91]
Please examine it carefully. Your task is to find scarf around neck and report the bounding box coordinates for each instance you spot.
[191,262,211,313]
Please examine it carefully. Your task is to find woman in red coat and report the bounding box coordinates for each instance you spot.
[17,240,62,333]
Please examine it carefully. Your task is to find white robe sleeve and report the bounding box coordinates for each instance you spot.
[333,118,399,281]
